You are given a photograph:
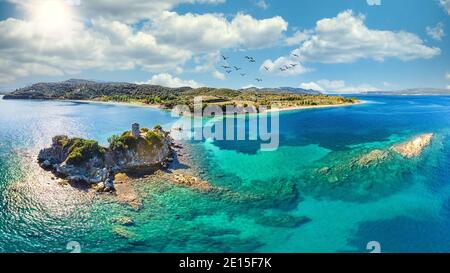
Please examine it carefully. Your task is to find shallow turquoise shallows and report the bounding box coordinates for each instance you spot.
[0,95,450,253]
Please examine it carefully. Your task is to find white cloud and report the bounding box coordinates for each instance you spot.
[191,52,221,73]
[65,0,81,6]
[299,82,324,91]
[9,0,226,23]
[0,17,191,84]
[262,10,440,77]
[0,0,289,84]
[440,0,450,15]
[291,10,440,64]
[426,23,445,41]
[260,57,310,76]
[446,72,450,79]
[255,0,269,9]
[300,79,379,93]
[138,73,203,88]
[242,84,262,89]
[367,0,381,6]
[285,30,312,45]
[150,12,288,52]
[212,70,226,80]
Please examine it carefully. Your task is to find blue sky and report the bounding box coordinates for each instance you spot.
[0,0,449,93]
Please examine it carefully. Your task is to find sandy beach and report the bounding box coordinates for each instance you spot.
[65,98,368,116]
[265,100,368,113]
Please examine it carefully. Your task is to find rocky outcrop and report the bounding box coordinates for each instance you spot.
[353,149,392,168]
[38,136,108,184]
[392,133,433,158]
[105,134,172,174]
[111,216,134,226]
[311,133,434,186]
[38,126,173,191]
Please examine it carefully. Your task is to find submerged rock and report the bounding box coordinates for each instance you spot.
[111,216,134,226]
[353,149,391,168]
[255,214,311,228]
[170,173,214,192]
[305,132,435,201]
[392,133,433,158]
[112,226,136,239]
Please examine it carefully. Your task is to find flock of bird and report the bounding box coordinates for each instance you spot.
[219,53,301,83]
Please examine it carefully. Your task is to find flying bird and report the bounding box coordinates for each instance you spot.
[221,65,231,69]
[290,63,298,67]
[233,66,242,71]
[291,53,300,58]
[245,56,256,63]
[226,70,233,74]
[279,67,286,72]
[255,78,263,82]
[263,66,270,71]
[221,55,229,60]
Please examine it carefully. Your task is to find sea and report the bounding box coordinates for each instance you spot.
[0,95,449,253]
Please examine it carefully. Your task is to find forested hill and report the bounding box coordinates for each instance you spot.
[2,79,191,101]
[3,79,357,111]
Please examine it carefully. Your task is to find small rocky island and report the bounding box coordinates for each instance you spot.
[312,133,435,186]
[38,123,173,192]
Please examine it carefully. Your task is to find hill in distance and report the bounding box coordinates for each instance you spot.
[2,79,356,111]
[240,86,322,95]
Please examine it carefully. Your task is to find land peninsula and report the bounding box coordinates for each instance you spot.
[3,79,360,113]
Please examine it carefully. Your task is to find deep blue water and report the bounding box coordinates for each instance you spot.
[0,96,449,252]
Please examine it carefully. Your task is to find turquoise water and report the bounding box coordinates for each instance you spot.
[0,96,450,252]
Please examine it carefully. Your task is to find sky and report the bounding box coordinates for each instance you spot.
[0,0,449,93]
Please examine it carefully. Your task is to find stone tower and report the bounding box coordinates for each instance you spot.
[131,123,140,138]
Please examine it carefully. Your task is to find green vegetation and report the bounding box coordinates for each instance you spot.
[53,135,71,148]
[51,127,167,166]
[54,136,106,166]
[4,80,360,112]
[98,89,358,112]
[108,128,164,151]
[108,131,138,151]
[145,130,164,148]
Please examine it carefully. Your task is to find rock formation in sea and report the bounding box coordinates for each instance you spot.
[304,133,435,200]
[392,133,434,158]
[38,124,173,191]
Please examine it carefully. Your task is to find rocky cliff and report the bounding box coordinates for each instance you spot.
[38,126,173,191]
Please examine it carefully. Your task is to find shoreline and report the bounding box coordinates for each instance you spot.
[2,95,368,115]
[265,100,368,113]
[66,98,368,115]
[65,98,163,110]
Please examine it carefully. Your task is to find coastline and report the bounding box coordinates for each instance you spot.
[265,100,368,113]
[2,95,367,115]
[66,98,368,115]
[65,98,163,110]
